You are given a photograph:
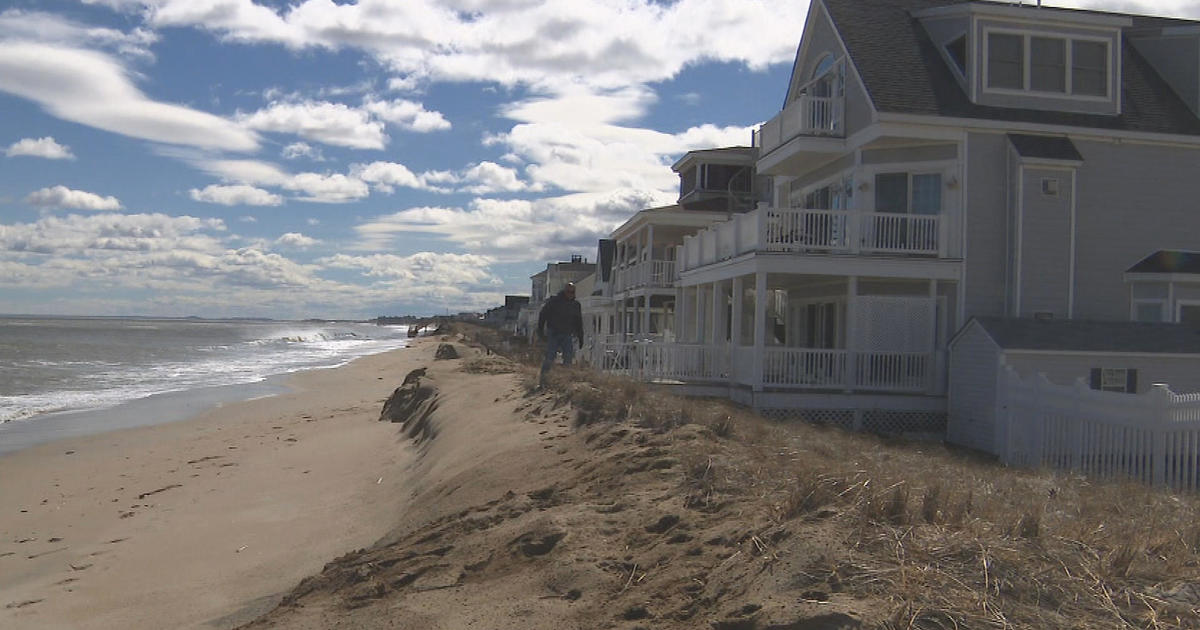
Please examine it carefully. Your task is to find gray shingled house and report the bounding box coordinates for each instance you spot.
[590,0,1200,438]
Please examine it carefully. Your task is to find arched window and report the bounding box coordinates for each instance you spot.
[812,54,835,80]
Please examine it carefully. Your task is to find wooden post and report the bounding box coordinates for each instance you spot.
[845,276,857,392]
[1152,384,1172,488]
[753,271,767,392]
[731,276,744,383]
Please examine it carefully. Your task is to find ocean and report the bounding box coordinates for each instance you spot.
[0,316,411,453]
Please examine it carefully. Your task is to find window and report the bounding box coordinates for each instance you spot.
[1031,37,1066,93]
[985,30,1110,98]
[874,172,942,214]
[1133,300,1165,322]
[988,33,1024,90]
[1091,367,1136,393]
[945,35,967,75]
[1072,40,1108,96]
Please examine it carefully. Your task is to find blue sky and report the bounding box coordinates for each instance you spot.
[0,0,1189,319]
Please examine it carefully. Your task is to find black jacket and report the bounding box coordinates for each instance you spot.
[537,292,583,341]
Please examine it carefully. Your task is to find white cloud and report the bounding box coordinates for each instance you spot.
[281,141,324,161]
[320,252,500,286]
[363,98,451,132]
[275,232,318,248]
[283,172,369,203]
[0,212,225,255]
[459,161,530,194]
[238,100,386,149]
[238,215,258,223]
[353,188,669,262]
[190,184,283,206]
[25,185,123,211]
[0,42,258,152]
[0,9,158,59]
[5,136,75,160]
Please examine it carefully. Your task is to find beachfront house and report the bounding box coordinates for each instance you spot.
[586,147,767,371]
[518,255,595,340]
[604,0,1200,439]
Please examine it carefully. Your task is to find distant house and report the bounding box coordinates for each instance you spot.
[518,255,595,339]
[588,0,1200,437]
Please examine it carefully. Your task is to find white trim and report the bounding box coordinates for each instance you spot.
[1014,161,1025,317]
[1068,167,1076,318]
[1176,299,1200,324]
[1125,272,1200,283]
[981,27,1114,102]
[958,131,969,329]
[874,113,1200,149]
[1006,349,1200,359]
[915,3,1132,29]
[938,32,970,85]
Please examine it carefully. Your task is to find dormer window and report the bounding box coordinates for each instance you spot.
[985,30,1110,99]
[945,35,967,76]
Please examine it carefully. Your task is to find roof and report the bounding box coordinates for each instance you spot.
[672,146,758,172]
[1007,133,1083,161]
[969,316,1200,354]
[821,0,1200,136]
[1127,250,1200,274]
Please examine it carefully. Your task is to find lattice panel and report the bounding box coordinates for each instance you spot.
[855,296,934,353]
[759,407,855,430]
[862,410,947,435]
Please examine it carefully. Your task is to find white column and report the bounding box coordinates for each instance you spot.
[753,271,767,392]
[675,286,685,343]
[731,276,744,348]
[695,283,704,344]
[845,276,858,393]
[711,280,723,349]
[929,279,939,394]
[641,294,651,337]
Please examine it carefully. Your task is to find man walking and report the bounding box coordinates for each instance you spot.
[537,282,583,385]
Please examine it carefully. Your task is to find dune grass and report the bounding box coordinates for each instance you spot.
[447,323,1200,628]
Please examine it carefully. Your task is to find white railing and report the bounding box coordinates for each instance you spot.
[753,60,845,154]
[680,207,948,271]
[596,342,725,381]
[854,352,929,392]
[763,348,846,388]
[595,340,935,394]
[615,260,677,291]
[1000,367,1200,490]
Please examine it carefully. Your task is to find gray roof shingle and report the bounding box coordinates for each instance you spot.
[1008,134,1083,161]
[1127,250,1200,274]
[822,0,1200,136]
[973,317,1200,353]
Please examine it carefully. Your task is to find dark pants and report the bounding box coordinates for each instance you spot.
[541,330,576,379]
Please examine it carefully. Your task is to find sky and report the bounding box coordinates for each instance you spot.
[0,0,1193,320]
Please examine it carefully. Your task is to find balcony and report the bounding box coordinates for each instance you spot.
[753,58,845,160]
[615,259,677,292]
[680,206,955,272]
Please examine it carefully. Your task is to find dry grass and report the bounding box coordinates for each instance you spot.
[448,322,1200,629]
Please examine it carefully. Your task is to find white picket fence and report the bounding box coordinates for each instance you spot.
[998,366,1200,490]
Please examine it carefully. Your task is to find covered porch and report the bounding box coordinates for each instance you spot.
[598,272,956,396]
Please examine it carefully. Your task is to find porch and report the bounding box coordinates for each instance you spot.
[679,205,958,272]
[595,274,956,398]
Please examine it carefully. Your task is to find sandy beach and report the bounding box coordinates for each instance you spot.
[6,329,1200,629]
[0,338,438,629]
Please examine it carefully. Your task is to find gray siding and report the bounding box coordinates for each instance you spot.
[948,323,1001,453]
[964,132,1009,320]
[1004,352,1200,394]
[1073,139,1200,321]
[790,153,855,191]
[1018,166,1073,317]
[862,144,957,164]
